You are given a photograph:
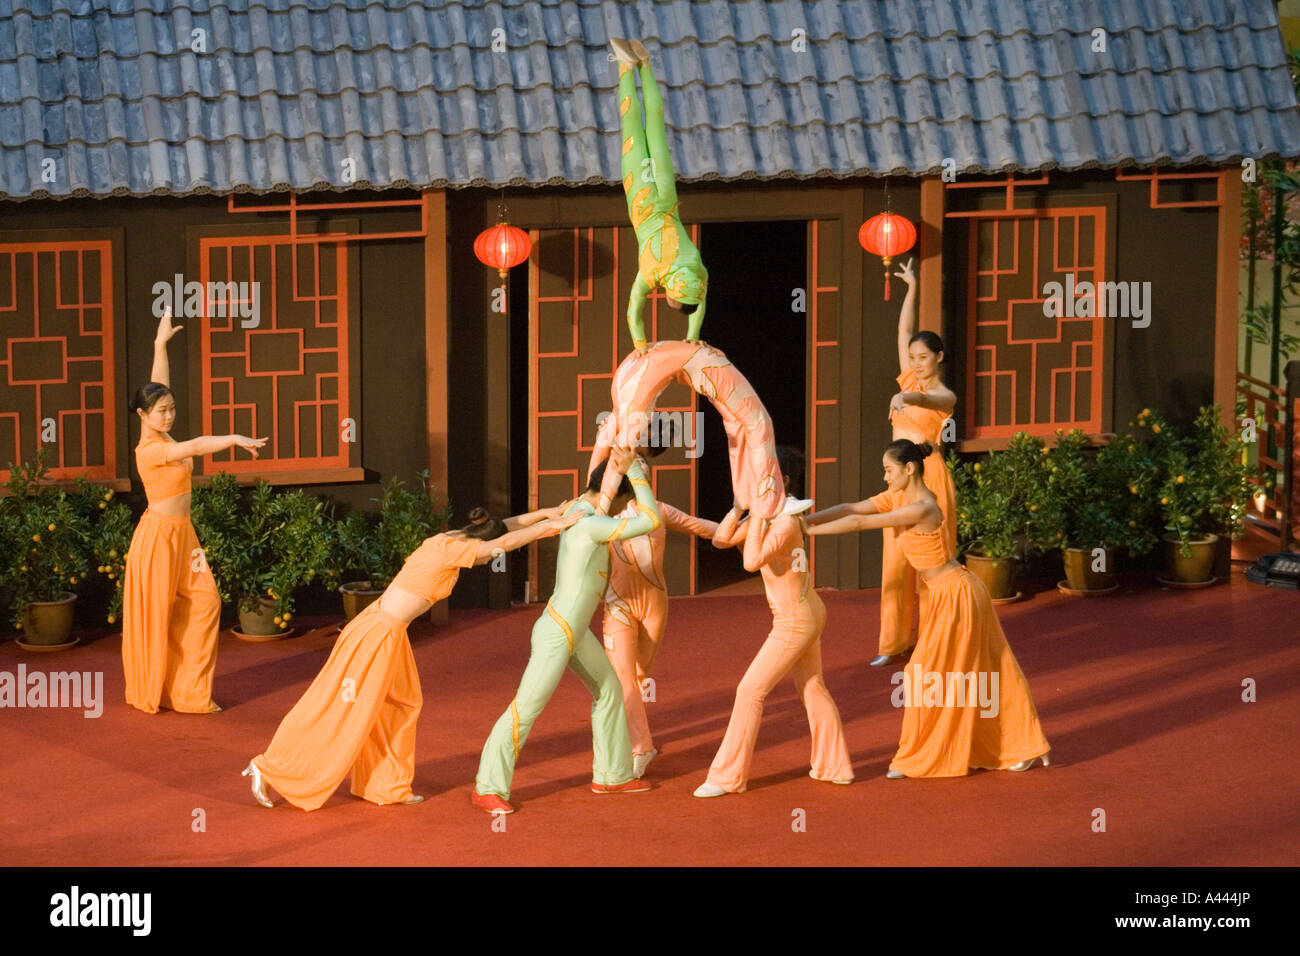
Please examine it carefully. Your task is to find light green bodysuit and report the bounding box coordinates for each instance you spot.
[475,461,663,799]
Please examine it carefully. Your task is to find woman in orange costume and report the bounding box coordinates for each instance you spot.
[122,307,266,714]
[599,439,718,778]
[694,447,853,797]
[808,259,957,666]
[243,505,579,810]
[810,440,1050,777]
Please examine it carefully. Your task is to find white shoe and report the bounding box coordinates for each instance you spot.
[693,782,728,798]
[633,748,659,779]
[242,761,274,808]
[782,496,814,516]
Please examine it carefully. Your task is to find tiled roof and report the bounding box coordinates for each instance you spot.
[2,0,1298,200]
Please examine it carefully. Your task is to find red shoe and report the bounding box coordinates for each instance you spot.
[591,778,653,794]
[471,789,515,814]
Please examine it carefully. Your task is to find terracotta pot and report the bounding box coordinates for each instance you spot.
[1063,547,1117,591]
[339,581,383,622]
[21,592,77,646]
[964,551,1017,600]
[238,596,282,636]
[1162,532,1218,583]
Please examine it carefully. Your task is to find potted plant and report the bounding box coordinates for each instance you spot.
[332,472,452,622]
[953,433,1057,601]
[88,491,134,628]
[1045,429,1159,593]
[0,453,91,648]
[1147,406,1252,585]
[191,475,333,638]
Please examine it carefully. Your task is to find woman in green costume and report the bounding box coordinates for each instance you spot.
[611,37,708,350]
[472,446,663,814]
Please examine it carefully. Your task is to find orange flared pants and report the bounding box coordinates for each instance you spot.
[121,510,221,714]
[707,591,853,790]
[878,449,958,656]
[253,603,421,810]
[889,565,1049,777]
[602,587,668,754]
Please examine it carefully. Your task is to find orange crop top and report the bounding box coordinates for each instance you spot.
[136,435,193,502]
[387,534,480,604]
[890,368,951,445]
[869,488,954,570]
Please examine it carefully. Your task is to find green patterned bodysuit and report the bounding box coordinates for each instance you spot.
[620,61,708,349]
[475,460,663,799]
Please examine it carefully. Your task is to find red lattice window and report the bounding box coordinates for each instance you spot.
[964,208,1108,438]
[0,241,117,480]
[198,238,356,477]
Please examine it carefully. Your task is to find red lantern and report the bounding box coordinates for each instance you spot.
[474,221,532,280]
[858,212,917,300]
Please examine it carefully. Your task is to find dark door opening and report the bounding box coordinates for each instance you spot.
[693,219,808,593]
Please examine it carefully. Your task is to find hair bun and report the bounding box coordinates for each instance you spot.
[917,441,934,457]
[468,506,489,525]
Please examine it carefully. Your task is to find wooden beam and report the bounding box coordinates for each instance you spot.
[919,176,944,336]
[423,189,451,623]
[1215,169,1242,429]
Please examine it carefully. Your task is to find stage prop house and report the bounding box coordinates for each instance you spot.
[1,1,1298,608]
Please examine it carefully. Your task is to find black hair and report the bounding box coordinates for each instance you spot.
[643,412,674,459]
[884,439,934,471]
[907,331,945,360]
[587,458,634,499]
[129,382,173,415]
[677,301,699,315]
[776,445,805,499]
[460,506,508,541]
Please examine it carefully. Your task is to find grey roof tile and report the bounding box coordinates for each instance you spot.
[0,0,1297,200]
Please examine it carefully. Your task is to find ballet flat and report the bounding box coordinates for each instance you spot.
[885,770,906,779]
[633,748,659,779]
[693,782,728,798]
[808,770,853,785]
[398,794,426,806]
[870,653,906,667]
[1008,753,1051,772]
[242,761,274,808]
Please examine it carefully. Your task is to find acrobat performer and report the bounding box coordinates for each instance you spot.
[472,447,662,814]
[611,37,707,350]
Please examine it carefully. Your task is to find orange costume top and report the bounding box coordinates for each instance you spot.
[607,500,713,599]
[890,368,951,442]
[886,370,958,555]
[387,535,481,605]
[722,512,818,624]
[135,435,192,503]
[869,488,952,570]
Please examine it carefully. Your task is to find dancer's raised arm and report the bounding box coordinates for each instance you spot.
[895,257,917,373]
[581,453,662,542]
[152,306,182,387]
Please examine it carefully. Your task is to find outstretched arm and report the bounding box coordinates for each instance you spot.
[808,502,931,535]
[806,499,879,526]
[503,503,570,531]
[660,501,718,538]
[473,512,581,564]
[152,306,182,387]
[164,433,266,462]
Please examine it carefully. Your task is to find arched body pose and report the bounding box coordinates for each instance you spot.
[808,259,957,666]
[243,506,577,810]
[472,449,663,814]
[122,308,266,714]
[600,449,718,776]
[611,38,707,349]
[810,440,1050,778]
[695,448,853,797]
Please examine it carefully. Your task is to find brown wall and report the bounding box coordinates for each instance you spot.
[0,193,430,517]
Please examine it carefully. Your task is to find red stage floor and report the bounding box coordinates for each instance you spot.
[1,568,1296,866]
